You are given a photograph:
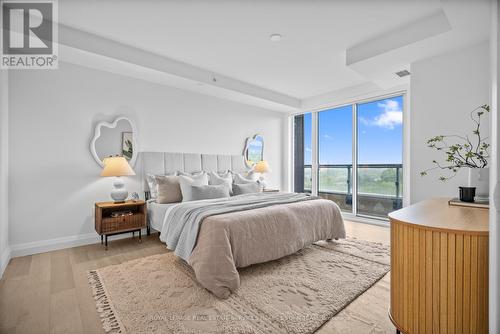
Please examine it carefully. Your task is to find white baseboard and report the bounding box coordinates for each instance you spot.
[0,246,11,279]
[10,228,149,258]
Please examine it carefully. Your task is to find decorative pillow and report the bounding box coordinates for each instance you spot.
[217,170,231,177]
[232,171,258,184]
[232,182,260,195]
[177,171,204,177]
[178,173,209,202]
[209,172,233,194]
[190,184,230,201]
[146,173,175,199]
[156,175,182,204]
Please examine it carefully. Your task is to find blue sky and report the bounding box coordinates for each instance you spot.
[303,95,403,165]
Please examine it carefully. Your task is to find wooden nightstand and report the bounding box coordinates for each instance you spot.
[95,200,147,250]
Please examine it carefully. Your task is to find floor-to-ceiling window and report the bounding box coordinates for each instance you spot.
[356,96,403,217]
[318,105,353,212]
[293,94,404,220]
[356,96,403,218]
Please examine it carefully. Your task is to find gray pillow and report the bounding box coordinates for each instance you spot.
[178,173,209,202]
[156,175,182,204]
[232,182,260,195]
[190,184,230,201]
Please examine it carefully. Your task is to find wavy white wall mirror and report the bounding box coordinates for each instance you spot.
[244,134,264,168]
[90,116,138,167]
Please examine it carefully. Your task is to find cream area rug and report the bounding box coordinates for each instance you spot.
[88,238,390,334]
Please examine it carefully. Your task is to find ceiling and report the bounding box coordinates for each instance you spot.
[57,0,491,111]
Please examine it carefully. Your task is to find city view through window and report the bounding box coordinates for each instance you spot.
[297,95,403,219]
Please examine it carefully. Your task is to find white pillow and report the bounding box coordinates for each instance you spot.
[209,172,233,194]
[217,170,231,177]
[177,171,204,177]
[146,173,176,199]
[232,171,257,184]
[178,173,209,202]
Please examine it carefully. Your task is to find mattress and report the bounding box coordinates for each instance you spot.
[147,201,177,232]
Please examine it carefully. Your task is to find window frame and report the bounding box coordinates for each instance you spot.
[291,90,409,222]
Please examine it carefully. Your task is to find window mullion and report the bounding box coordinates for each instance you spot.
[311,112,318,196]
[352,104,358,216]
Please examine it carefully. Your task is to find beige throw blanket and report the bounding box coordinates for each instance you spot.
[187,197,345,298]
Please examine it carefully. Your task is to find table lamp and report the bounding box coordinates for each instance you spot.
[101,156,135,202]
[253,160,271,190]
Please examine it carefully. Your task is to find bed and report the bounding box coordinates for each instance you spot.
[147,200,176,232]
[141,151,346,298]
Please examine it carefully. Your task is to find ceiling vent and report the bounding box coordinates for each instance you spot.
[395,70,410,77]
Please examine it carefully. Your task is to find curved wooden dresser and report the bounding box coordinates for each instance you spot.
[388,198,489,334]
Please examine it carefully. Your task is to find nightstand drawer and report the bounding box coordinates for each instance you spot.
[101,213,145,233]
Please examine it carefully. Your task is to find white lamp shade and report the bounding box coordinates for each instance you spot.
[100,156,135,177]
[254,160,271,173]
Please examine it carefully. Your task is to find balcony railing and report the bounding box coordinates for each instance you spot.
[303,164,403,219]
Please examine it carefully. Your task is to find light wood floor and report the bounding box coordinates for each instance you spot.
[0,221,394,334]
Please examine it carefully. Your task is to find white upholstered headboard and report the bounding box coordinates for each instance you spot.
[140,151,249,192]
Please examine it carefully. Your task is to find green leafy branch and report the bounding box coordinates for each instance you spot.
[122,139,133,159]
[420,104,490,181]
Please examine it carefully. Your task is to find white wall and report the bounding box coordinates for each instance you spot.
[0,69,10,277]
[8,62,286,251]
[410,42,491,204]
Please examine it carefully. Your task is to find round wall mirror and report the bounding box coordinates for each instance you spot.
[244,134,264,167]
[90,116,138,167]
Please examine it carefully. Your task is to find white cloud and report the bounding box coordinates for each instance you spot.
[373,110,402,129]
[361,99,402,130]
[378,99,399,111]
[305,147,312,152]
[323,134,333,140]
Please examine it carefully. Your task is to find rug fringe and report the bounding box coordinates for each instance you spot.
[88,270,125,334]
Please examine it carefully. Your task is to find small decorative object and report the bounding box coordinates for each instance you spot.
[244,134,264,167]
[130,192,140,202]
[110,210,133,218]
[122,132,133,160]
[459,186,475,203]
[474,168,489,202]
[420,105,490,202]
[100,156,136,203]
[253,160,271,190]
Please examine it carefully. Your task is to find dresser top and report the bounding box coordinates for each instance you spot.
[95,200,145,208]
[388,198,489,234]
